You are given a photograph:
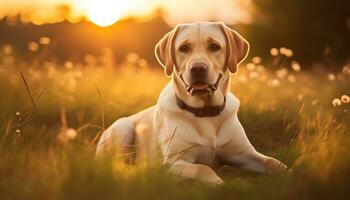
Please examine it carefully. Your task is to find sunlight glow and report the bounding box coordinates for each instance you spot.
[87,0,122,27]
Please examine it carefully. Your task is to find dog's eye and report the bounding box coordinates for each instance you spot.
[208,43,221,52]
[179,44,190,53]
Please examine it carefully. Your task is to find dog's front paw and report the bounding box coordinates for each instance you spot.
[263,157,287,174]
[195,165,224,185]
[208,176,224,186]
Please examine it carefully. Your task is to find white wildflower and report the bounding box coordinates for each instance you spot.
[270,48,279,56]
[256,65,265,72]
[39,37,51,45]
[291,61,301,72]
[126,53,139,64]
[238,75,248,83]
[287,75,296,83]
[249,71,259,79]
[275,68,288,79]
[58,128,77,144]
[332,98,342,107]
[284,49,293,57]
[328,73,336,81]
[74,71,83,78]
[138,59,148,68]
[28,42,39,52]
[252,56,262,64]
[246,63,255,71]
[342,65,350,75]
[3,44,13,55]
[341,95,350,103]
[267,79,280,87]
[64,61,74,69]
[312,99,319,106]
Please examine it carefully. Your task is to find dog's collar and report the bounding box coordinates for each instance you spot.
[179,74,223,95]
[175,95,226,117]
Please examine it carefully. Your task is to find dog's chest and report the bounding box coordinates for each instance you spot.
[172,117,232,164]
[187,117,229,146]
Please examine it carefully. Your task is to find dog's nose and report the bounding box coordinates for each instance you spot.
[190,62,207,77]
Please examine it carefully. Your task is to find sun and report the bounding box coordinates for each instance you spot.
[87,0,122,27]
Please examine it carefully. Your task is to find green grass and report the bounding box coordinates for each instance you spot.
[0,59,349,200]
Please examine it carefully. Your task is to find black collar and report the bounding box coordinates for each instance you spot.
[175,95,226,117]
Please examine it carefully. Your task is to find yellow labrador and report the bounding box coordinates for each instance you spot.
[96,22,287,184]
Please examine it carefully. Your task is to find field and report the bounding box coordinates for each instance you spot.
[0,47,350,200]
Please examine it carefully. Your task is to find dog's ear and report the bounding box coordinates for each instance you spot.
[217,22,249,73]
[154,26,180,76]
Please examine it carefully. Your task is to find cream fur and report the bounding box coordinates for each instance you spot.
[96,22,287,184]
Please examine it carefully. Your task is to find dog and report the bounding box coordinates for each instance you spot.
[96,22,287,184]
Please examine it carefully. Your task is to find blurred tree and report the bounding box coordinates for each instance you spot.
[250,0,350,67]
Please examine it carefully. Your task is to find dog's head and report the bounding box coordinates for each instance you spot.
[155,22,249,97]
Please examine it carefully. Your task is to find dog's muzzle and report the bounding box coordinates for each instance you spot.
[180,74,223,96]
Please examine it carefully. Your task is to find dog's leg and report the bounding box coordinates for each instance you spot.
[168,160,224,185]
[225,150,287,174]
[219,116,287,173]
[95,117,135,162]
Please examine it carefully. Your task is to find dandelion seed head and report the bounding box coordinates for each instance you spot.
[64,61,74,69]
[15,112,20,116]
[284,49,293,57]
[246,63,255,71]
[28,42,39,52]
[66,128,77,140]
[291,61,301,72]
[328,73,336,81]
[341,95,350,103]
[84,54,96,64]
[275,68,288,79]
[270,48,279,56]
[252,56,261,64]
[279,47,288,55]
[287,75,296,83]
[279,47,293,57]
[74,71,83,78]
[126,53,139,64]
[2,44,13,55]
[39,37,51,45]
[255,65,264,73]
[312,99,319,106]
[332,98,342,107]
[249,71,258,79]
[138,59,148,68]
[16,129,21,133]
[238,75,248,83]
[267,79,280,87]
[342,65,350,75]
[58,128,77,144]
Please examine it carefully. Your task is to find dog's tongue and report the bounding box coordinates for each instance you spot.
[191,83,208,90]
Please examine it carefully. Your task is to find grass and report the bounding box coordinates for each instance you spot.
[0,52,349,200]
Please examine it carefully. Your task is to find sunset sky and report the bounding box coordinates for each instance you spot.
[0,0,254,26]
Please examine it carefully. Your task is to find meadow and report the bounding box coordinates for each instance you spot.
[0,44,349,200]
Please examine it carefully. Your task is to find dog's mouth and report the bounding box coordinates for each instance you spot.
[189,82,210,96]
[180,74,223,96]
[191,82,209,90]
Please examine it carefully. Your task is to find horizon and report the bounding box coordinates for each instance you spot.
[0,0,254,26]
